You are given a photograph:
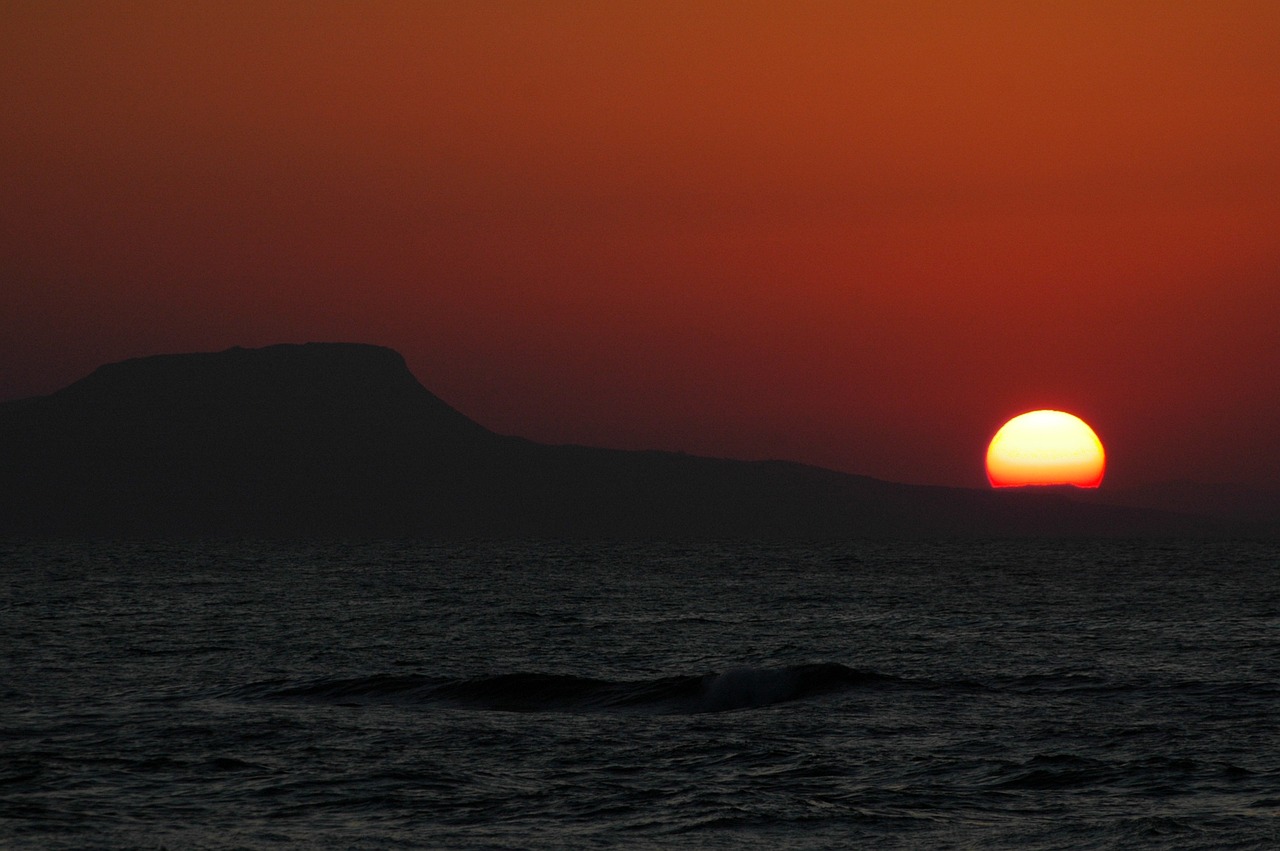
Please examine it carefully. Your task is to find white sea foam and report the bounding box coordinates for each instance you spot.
[698,666,800,712]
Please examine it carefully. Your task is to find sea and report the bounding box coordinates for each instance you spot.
[2,539,1278,849]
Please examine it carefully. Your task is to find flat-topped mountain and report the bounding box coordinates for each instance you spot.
[0,343,1233,538]
[16,342,486,442]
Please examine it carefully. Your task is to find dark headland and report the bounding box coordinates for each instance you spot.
[0,343,1264,539]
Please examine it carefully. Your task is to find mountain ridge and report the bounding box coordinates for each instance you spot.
[0,343,1249,539]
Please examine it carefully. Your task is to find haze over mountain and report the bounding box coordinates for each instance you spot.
[0,343,1261,539]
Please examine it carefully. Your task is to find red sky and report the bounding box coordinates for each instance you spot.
[4,1,1279,489]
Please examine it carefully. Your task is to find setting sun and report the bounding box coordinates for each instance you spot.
[986,410,1106,488]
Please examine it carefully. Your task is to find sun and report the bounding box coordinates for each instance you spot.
[986,410,1106,488]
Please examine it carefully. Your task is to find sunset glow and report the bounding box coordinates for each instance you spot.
[986,410,1106,488]
[2,4,1280,488]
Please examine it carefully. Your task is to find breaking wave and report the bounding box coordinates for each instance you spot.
[235,663,896,715]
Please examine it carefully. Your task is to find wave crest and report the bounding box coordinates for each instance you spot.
[238,662,890,715]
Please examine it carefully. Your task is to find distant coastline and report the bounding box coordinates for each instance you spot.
[0,343,1267,539]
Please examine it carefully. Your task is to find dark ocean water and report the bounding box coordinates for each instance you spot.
[3,539,1279,849]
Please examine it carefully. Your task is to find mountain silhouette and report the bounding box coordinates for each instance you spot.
[0,343,1229,538]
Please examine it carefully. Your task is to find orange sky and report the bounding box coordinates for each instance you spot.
[3,1,1279,488]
